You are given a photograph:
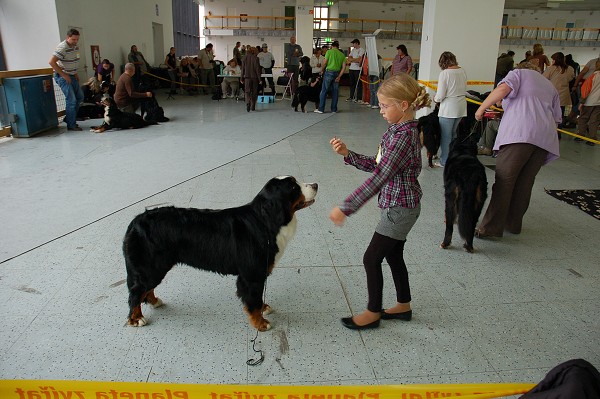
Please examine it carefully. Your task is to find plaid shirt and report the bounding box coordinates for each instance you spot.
[392,54,413,75]
[340,120,422,216]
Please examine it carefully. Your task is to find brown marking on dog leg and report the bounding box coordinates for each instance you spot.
[145,289,164,308]
[245,307,271,331]
[476,185,483,204]
[128,305,147,327]
[267,262,276,275]
[262,303,273,315]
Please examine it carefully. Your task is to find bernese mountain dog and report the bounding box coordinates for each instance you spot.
[123,176,318,331]
[91,96,156,133]
[291,75,321,113]
[440,138,488,253]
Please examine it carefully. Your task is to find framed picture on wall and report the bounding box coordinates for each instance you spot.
[91,45,100,71]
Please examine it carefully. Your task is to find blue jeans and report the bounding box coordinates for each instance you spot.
[369,75,380,107]
[55,74,84,128]
[438,116,462,165]
[319,70,340,113]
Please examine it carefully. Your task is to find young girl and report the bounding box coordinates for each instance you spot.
[329,73,430,330]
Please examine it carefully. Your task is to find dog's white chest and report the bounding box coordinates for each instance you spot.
[274,214,298,265]
[103,106,110,124]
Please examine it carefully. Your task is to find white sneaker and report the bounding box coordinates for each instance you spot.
[371,105,379,109]
[314,109,323,114]
[345,98,351,102]
[432,161,444,168]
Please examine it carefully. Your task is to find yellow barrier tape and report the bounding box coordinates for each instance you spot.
[419,80,494,86]
[143,71,210,88]
[0,380,535,399]
[359,76,381,85]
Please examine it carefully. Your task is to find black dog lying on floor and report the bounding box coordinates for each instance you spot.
[440,138,488,253]
[417,108,441,168]
[291,76,321,113]
[91,96,157,133]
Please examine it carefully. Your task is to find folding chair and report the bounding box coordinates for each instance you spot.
[275,71,293,101]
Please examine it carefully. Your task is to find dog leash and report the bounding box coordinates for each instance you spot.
[246,239,270,366]
[461,120,482,142]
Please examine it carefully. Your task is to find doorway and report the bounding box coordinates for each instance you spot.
[153,23,165,67]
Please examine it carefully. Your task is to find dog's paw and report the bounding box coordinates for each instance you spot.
[463,243,475,253]
[440,241,450,249]
[151,298,164,308]
[127,317,148,327]
[262,304,273,315]
[258,321,272,332]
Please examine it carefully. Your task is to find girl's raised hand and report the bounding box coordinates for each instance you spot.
[330,136,349,157]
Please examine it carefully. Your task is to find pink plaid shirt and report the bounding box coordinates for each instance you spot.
[340,120,422,216]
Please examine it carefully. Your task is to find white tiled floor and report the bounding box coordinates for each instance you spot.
[0,89,598,387]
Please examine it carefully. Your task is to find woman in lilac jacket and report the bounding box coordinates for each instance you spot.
[474,62,561,238]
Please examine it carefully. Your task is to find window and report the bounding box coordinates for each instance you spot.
[314,6,328,30]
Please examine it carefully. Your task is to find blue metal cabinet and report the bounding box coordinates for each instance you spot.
[3,75,58,137]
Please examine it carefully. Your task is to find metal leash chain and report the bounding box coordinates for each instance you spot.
[246,240,270,366]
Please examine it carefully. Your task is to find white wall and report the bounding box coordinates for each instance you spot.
[0,0,61,70]
[54,0,174,79]
[203,0,599,72]
[1,0,174,80]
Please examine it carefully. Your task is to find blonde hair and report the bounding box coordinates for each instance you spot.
[533,43,544,56]
[85,77,101,93]
[377,73,431,110]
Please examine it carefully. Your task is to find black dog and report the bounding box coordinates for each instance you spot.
[123,176,318,331]
[417,108,441,168]
[77,104,105,120]
[91,96,157,133]
[291,76,321,113]
[140,95,169,123]
[440,138,488,253]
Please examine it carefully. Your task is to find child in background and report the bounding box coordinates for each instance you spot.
[329,73,431,330]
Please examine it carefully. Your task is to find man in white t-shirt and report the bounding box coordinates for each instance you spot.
[346,39,365,104]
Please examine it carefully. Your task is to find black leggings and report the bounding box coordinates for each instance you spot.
[363,232,410,312]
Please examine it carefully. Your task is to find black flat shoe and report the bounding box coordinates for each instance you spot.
[380,309,412,321]
[246,103,251,112]
[341,317,380,330]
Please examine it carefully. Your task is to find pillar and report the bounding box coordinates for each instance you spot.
[296,0,315,55]
[418,0,505,114]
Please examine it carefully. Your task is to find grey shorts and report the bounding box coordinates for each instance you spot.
[375,204,421,241]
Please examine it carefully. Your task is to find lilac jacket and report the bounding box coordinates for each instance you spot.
[496,69,561,164]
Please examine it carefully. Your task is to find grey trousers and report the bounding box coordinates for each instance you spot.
[578,105,600,140]
[478,143,547,236]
